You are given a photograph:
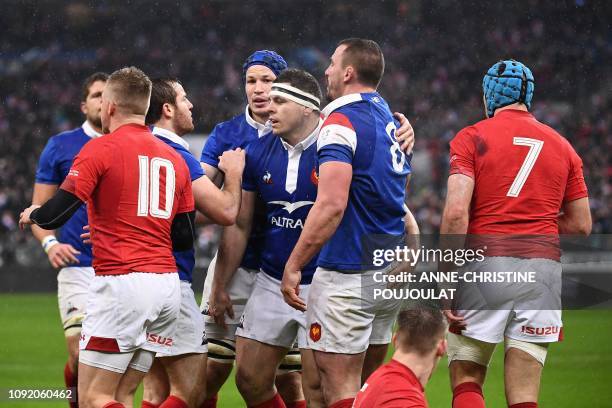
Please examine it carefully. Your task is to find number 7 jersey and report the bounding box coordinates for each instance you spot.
[449,109,588,234]
[61,123,194,275]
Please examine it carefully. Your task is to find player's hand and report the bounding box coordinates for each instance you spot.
[80,225,91,244]
[218,148,246,178]
[209,285,234,329]
[47,243,80,269]
[394,112,415,155]
[19,205,41,230]
[442,308,466,331]
[281,268,306,311]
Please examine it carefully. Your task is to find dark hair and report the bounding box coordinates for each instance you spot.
[274,68,322,104]
[106,66,152,115]
[338,38,385,89]
[146,77,180,125]
[396,308,448,355]
[81,72,108,101]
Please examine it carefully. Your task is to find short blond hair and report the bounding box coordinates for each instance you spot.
[106,66,152,115]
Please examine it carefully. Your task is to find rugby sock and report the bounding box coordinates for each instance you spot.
[200,394,218,408]
[452,382,485,408]
[102,402,125,408]
[159,395,188,408]
[141,401,160,408]
[285,401,307,408]
[249,393,286,408]
[63,362,78,408]
[328,398,355,408]
[509,403,537,408]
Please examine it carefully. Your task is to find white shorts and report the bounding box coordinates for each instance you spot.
[157,280,207,357]
[306,267,402,354]
[201,254,258,340]
[57,266,95,336]
[455,257,563,343]
[80,272,181,354]
[236,272,309,349]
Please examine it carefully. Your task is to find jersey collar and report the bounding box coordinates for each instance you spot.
[245,105,273,137]
[152,126,190,150]
[321,93,363,118]
[82,120,103,138]
[280,118,323,152]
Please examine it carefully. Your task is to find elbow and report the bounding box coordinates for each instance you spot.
[216,209,237,227]
[577,220,592,236]
[320,198,346,221]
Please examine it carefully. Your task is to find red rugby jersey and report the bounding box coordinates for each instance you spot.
[449,109,588,235]
[353,359,428,408]
[61,123,194,275]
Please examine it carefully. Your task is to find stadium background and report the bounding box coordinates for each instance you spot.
[0,0,610,406]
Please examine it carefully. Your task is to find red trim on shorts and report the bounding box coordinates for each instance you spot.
[558,327,564,342]
[85,336,120,352]
[449,325,463,335]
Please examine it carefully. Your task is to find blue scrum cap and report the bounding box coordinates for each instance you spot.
[242,50,288,78]
[482,59,534,117]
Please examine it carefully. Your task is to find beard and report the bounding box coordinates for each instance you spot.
[88,112,103,129]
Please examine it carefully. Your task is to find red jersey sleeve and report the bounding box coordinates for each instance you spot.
[449,126,477,179]
[60,139,111,202]
[563,142,588,203]
[176,162,195,214]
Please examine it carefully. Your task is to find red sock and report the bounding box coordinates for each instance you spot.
[102,402,125,408]
[200,394,218,408]
[285,401,307,408]
[453,382,485,408]
[64,362,78,408]
[159,396,188,408]
[509,403,537,408]
[329,398,355,408]
[249,393,287,408]
[142,401,160,408]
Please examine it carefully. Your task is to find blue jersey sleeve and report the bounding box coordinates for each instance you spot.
[242,143,257,192]
[200,124,223,168]
[35,137,62,184]
[317,112,356,165]
[178,149,205,182]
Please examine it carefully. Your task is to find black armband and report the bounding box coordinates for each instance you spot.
[30,189,83,230]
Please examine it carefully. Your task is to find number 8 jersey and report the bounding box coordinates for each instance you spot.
[61,123,194,276]
[449,109,588,235]
[317,92,412,271]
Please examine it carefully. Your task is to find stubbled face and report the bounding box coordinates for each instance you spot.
[245,65,276,120]
[81,80,106,129]
[268,93,305,136]
[100,86,112,134]
[171,82,194,136]
[324,44,348,101]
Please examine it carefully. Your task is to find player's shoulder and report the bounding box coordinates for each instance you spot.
[245,131,274,155]
[49,126,88,144]
[212,112,248,135]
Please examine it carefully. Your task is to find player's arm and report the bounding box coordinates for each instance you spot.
[440,174,474,235]
[192,149,245,226]
[558,197,591,235]
[282,161,352,310]
[171,211,196,251]
[201,162,223,187]
[209,189,255,327]
[20,188,83,230]
[31,183,81,268]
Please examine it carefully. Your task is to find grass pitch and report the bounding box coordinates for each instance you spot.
[1,294,611,407]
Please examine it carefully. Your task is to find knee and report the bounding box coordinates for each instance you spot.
[236,366,269,399]
[276,371,304,402]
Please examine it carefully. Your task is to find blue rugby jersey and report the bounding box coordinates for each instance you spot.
[317,93,412,271]
[153,127,204,283]
[201,106,272,271]
[242,122,321,284]
[35,121,101,266]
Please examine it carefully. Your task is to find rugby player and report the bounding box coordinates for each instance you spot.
[281,38,415,408]
[441,60,591,408]
[354,309,448,407]
[216,68,324,408]
[138,78,245,408]
[199,50,307,407]
[20,67,196,408]
[31,71,107,407]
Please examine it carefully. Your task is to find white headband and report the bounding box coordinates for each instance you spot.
[269,83,320,111]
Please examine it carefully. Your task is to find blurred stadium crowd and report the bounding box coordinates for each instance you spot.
[0,0,609,269]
